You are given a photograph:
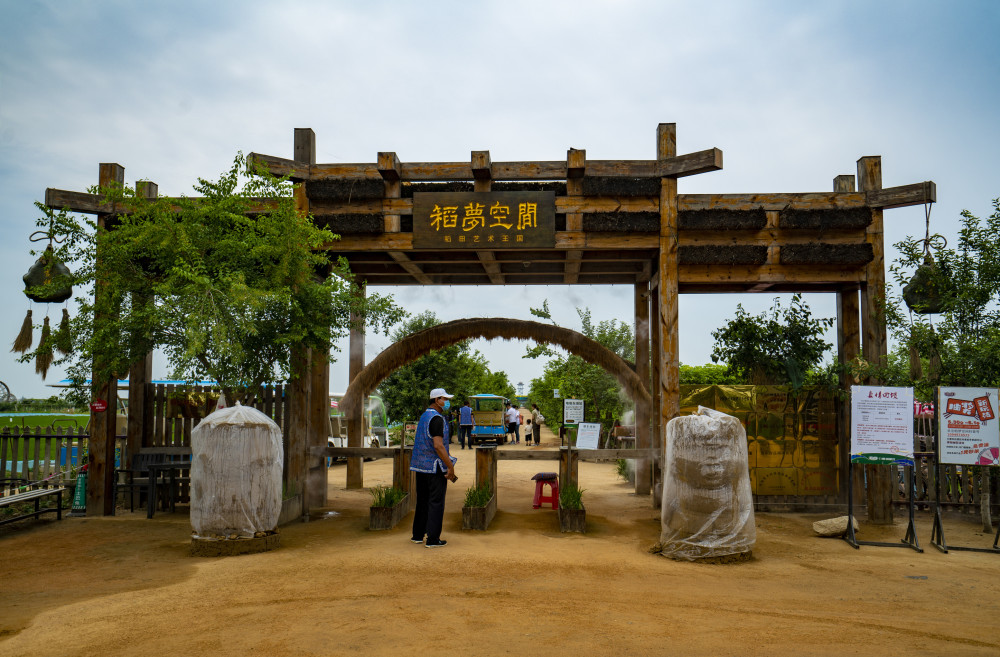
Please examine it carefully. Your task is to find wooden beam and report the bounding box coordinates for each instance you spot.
[253,150,721,182]
[866,181,936,209]
[388,251,432,284]
[679,193,867,211]
[679,264,866,285]
[477,251,504,284]
[246,152,311,181]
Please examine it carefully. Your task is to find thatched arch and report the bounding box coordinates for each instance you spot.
[340,317,650,416]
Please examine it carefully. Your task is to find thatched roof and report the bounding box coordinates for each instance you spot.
[340,318,650,416]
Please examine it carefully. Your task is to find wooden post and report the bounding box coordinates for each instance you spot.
[564,148,585,284]
[834,174,862,506]
[393,448,414,511]
[649,276,662,508]
[656,124,681,467]
[858,156,893,524]
[634,281,651,495]
[346,283,365,489]
[288,346,311,517]
[88,163,124,516]
[475,446,497,497]
[292,128,329,512]
[379,151,402,232]
[126,181,156,466]
[307,345,329,510]
[559,446,579,492]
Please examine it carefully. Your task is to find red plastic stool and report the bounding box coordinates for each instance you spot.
[532,473,559,509]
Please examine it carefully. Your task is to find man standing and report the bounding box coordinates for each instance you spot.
[458,399,475,449]
[505,401,521,444]
[410,388,458,548]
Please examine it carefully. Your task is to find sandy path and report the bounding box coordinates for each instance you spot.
[2,418,999,656]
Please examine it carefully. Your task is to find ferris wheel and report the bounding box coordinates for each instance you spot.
[0,380,16,403]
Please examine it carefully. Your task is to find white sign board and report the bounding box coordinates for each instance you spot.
[938,387,1000,465]
[850,385,914,466]
[575,422,601,450]
[563,399,584,424]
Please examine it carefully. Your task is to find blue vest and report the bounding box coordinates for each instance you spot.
[459,405,474,425]
[410,407,455,474]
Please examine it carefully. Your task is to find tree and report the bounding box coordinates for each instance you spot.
[526,304,635,433]
[887,198,1000,531]
[710,294,833,388]
[376,311,515,423]
[23,154,403,404]
[888,198,1000,396]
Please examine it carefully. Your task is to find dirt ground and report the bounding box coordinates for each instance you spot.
[2,419,1000,657]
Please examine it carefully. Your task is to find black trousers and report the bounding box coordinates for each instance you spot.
[412,471,448,543]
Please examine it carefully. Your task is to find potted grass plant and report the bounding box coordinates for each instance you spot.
[462,483,497,530]
[558,483,586,533]
[368,484,409,530]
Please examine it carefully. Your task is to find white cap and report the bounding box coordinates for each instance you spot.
[429,388,454,400]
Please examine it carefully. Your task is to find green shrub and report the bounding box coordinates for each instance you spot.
[559,483,585,510]
[614,458,632,481]
[463,484,492,508]
[369,485,406,508]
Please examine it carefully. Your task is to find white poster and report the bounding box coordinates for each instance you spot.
[575,422,601,449]
[563,399,584,424]
[850,386,914,466]
[938,387,1000,465]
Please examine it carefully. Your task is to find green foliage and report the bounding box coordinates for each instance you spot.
[463,484,492,508]
[559,482,585,510]
[614,458,632,481]
[887,198,1000,396]
[527,306,635,435]
[678,363,741,385]
[711,294,833,388]
[376,311,515,424]
[23,154,403,404]
[369,485,407,508]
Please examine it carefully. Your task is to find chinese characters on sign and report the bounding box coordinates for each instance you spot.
[563,399,585,425]
[938,387,1000,465]
[412,191,556,249]
[850,385,914,465]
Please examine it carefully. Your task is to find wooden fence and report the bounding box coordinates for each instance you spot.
[1,426,100,488]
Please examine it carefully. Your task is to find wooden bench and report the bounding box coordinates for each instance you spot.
[0,486,67,526]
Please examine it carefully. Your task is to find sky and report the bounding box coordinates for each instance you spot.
[1,0,998,401]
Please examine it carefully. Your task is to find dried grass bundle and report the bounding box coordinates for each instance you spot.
[11,309,32,353]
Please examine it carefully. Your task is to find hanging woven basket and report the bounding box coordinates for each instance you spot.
[902,253,949,315]
[22,246,73,303]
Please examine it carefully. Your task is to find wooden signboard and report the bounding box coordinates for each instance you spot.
[412,191,555,249]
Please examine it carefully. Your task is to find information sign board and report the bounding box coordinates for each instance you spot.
[938,387,1000,465]
[850,385,914,465]
[563,399,584,425]
[575,422,601,449]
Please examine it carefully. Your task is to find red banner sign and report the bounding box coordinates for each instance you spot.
[89,399,108,413]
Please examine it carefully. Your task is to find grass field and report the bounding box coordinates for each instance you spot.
[0,414,89,431]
